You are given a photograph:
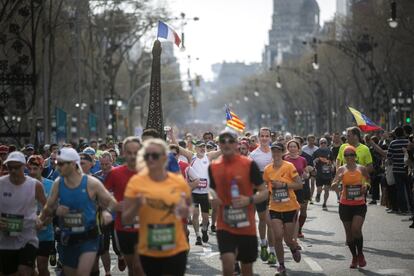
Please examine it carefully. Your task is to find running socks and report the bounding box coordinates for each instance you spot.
[354,236,363,255]
[261,239,268,247]
[347,240,357,257]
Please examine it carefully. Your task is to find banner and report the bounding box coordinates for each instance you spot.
[55,107,67,143]
[88,113,97,134]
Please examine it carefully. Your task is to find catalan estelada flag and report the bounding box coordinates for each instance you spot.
[225,106,245,132]
[348,107,382,132]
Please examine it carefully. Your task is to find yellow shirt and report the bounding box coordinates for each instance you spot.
[124,172,191,257]
[337,143,373,167]
[263,161,300,212]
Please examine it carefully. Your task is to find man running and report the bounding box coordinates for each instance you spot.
[302,134,319,203]
[313,138,334,210]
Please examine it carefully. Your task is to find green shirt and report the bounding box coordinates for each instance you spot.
[337,143,373,167]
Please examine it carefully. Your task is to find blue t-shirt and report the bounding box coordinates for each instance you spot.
[90,160,101,174]
[38,178,54,241]
[167,153,180,173]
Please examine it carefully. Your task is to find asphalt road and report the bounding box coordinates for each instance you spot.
[51,191,414,275]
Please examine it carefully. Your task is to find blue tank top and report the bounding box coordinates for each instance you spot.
[38,178,54,241]
[59,175,96,234]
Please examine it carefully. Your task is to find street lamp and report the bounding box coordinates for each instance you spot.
[312,53,319,70]
[254,91,260,97]
[388,0,398,28]
[177,12,200,51]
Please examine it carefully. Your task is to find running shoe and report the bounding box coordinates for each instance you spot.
[268,252,277,265]
[297,232,305,238]
[350,256,358,269]
[202,229,209,242]
[275,263,286,275]
[291,249,301,263]
[322,204,328,211]
[118,257,126,272]
[195,236,202,245]
[409,222,414,228]
[49,254,57,266]
[369,200,377,205]
[260,245,269,261]
[211,224,216,232]
[358,254,366,267]
[315,194,321,203]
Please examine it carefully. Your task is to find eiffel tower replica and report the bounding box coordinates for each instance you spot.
[145,40,164,136]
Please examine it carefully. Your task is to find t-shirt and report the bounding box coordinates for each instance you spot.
[331,145,341,161]
[178,160,189,178]
[302,145,319,157]
[38,178,54,242]
[263,161,300,212]
[249,147,272,172]
[313,148,333,180]
[167,153,180,173]
[104,165,136,232]
[283,155,307,176]
[337,143,373,167]
[124,172,191,257]
[387,138,409,174]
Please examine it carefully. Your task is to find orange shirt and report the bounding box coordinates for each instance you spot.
[124,172,191,257]
[263,161,300,212]
[340,166,366,206]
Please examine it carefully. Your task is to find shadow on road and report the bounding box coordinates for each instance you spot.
[303,250,346,261]
[304,237,344,247]
[363,246,414,260]
[303,229,336,236]
[285,270,326,276]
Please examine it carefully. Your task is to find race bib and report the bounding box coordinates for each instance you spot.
[322,164,331,174]
[123,216,139,230]
[147,224,176,251]
[1,213,23,237]
[198,178,208,189]
[63,212,85,233]
[223,206,250,228]
[272,187,290,203]
[346,185,363,200]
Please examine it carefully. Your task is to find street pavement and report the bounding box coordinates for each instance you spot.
[51,191,414,275]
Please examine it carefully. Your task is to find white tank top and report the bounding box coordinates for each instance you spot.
[249,147,272,172]
[0,175,39,249]
[189,154,210,194]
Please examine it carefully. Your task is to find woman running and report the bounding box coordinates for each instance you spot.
[331,145,369,269]
[264,142,303,275]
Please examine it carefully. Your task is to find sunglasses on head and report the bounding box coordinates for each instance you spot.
[344,153,356,157]
[219,137,236,144]
[144,152,162,161]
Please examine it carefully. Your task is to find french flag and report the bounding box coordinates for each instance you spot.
[157,21,181,47]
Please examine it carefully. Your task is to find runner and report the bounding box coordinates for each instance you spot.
[264,142,303,275]
[209,130,268,276]
[27,155,55,276]
[0,151,47,276]
[176,136,221,245]
[38,147,119,276]
[330,133,343,201]
[104,137,143,275]
[123,138,192,276]
[302,135,319,203]
[331,145,369,269]
[239,141,250,157]
[313,138,334,210]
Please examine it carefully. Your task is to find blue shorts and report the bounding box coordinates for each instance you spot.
[61,237,99,268]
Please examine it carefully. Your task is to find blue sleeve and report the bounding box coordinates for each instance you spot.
[167,153,180,173]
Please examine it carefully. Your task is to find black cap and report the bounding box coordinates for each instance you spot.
[270,142,285,151]
[193,140,206,147]
[206,141,217,148]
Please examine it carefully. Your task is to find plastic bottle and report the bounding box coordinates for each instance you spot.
[231,179,240,198]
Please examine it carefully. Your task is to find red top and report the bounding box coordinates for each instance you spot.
[178,160,189,178]
[284,155,307,176]
[105,165,137,232]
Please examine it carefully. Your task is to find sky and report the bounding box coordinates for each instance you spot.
[166,0,337,80]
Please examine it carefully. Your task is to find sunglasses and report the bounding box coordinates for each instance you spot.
[344,153,356,157]
[219,137,236,144]
[320,142,327,144]
[144,152,162,161]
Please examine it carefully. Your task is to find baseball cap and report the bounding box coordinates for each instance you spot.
[4,151,26,164]
[27,155,45,167]
[270,142,285,152]
[0,145,9,154]
[193,140,206,147]
[25,144,35,150]
[83,147,96,156]
[206,141,216,148]
[57,147,81,167]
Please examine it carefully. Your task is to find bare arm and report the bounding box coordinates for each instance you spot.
[331,166,345,188]
[88,176,119,211]
[178,146,194,163]
[122,195,145,225]
[39,179,60,221]
[35,181,47,207]
[207,150,222,161]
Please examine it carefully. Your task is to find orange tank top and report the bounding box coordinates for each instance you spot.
[340,166,366,206]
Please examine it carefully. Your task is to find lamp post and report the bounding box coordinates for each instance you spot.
[175,12,199,51]
[388,0,398,28]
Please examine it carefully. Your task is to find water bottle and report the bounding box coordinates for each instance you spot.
[231,179,240,198]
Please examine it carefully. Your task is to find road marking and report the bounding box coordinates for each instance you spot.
[193,245,220,258]
[376,269,411,275]
[304,257,323,272]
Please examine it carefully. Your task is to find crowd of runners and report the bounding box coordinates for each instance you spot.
[0,125,413,276]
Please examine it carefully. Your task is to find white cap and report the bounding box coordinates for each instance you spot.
[4,151,26,164]
[57,147,80,167]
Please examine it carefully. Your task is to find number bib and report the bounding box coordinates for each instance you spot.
[272,187,290,203]
[147,224,176,251]
[198,178,208,189]
[1,213,23,237]
[123,216,139,230]
[223,206,250,228]
[346,185,363,200]
[322,164,331,174]
[63,212,85,233]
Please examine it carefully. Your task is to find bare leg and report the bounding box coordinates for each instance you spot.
[36,256,50,276]
[221,252,236,276]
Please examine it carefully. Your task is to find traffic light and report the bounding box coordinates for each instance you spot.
[406,116,411,123]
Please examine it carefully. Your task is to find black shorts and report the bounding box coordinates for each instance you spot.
[192,193,210,213]
[269,210,298,224]
[115,230,138,255]
[216,230,258,264]
[316,178,332,187]
[254,189,269,213]
[98,224,112,256]
[295,180,311,203]
[140,251,187,276]
[339,204,367,222]
[0,243,37,275]
[37,241,55,257]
